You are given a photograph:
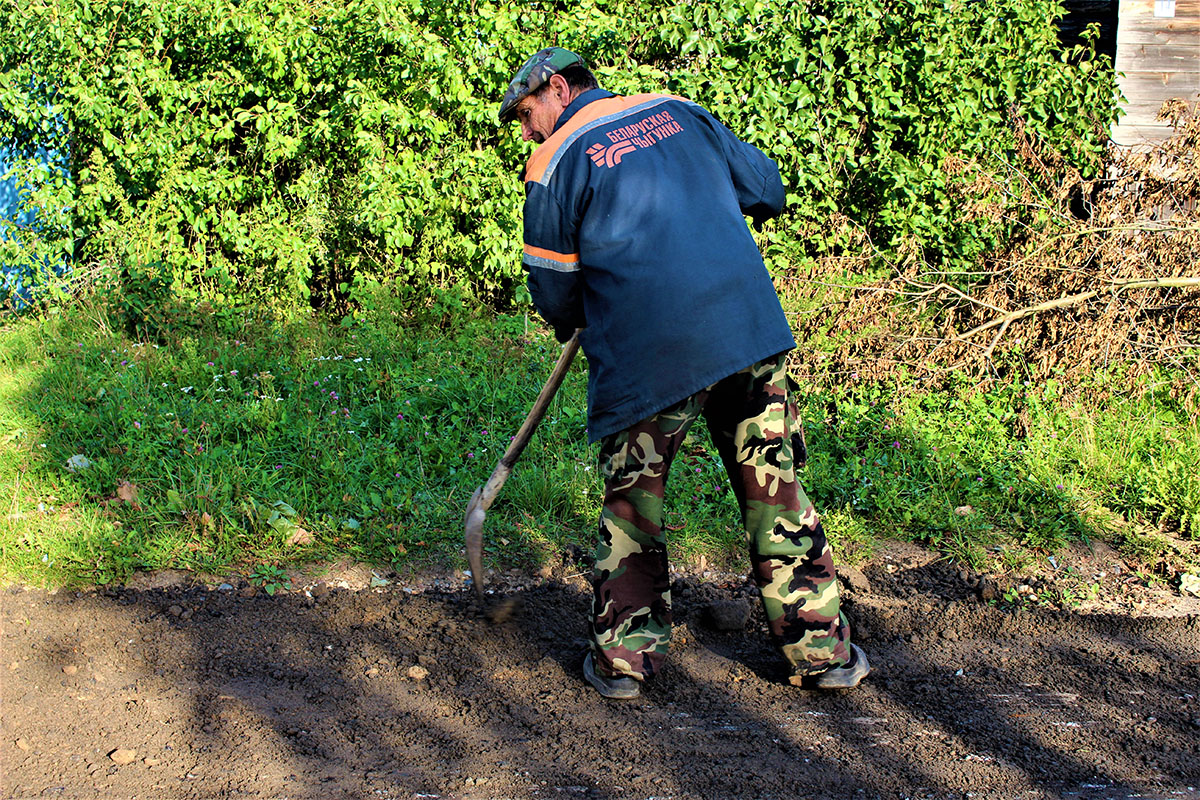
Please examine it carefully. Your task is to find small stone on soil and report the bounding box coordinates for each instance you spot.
[62,665,78,675]
[407,665,429,681]
[108,748,137,766]
[15,737,30,751]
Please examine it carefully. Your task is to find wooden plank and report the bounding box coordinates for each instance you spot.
[1117,52,1200,72]
[1115,44,1200,60]
[1117,40,1199,62]
[1118,12,1200,30]
[1118,26,1200,46]
[1115,0,1200,76]
[1119,90,1200,114]
[1117,0,1200,14]
[1111,120,1182,146]
[1117,87,1199,117]
[1122,74,1200,83]
[1107,0,1197,145]
[1118,12,1200,28]
[1116,0,1200,39]
[1117,68,1200,86]
[1112,115,1184,142]
[1114,122,1179,136]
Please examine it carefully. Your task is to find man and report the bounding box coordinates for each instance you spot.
[499,47,869,699]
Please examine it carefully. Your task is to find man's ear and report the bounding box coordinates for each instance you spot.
[547,73,573,107]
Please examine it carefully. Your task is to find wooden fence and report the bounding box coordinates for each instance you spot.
[1113,0,1200,146]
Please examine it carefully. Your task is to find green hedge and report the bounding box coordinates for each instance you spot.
[1,0,1118,314]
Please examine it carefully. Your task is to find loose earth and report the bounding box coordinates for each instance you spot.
[2,546,1198,800]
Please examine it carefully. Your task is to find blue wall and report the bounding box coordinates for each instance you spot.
[0,142,42,228]
[1,118,72,309]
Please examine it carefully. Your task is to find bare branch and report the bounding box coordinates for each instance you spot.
[903,282,1007,313]
[955,276,1200,343]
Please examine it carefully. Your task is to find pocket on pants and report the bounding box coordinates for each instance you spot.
[785,374,808,469]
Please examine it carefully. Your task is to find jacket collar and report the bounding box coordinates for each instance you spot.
[553,88,615,134]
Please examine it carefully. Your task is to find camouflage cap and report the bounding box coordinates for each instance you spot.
[497,47,587,123]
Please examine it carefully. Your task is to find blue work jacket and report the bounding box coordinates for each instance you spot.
[521,88,795,442]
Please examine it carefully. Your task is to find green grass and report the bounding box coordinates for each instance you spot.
[800,369,1200,569]
[1,301,1197,587]
[0,304,597,584]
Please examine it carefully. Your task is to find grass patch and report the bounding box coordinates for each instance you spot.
[1,302,1198,587]
[799,370,1200,569]
[0,304,598,585]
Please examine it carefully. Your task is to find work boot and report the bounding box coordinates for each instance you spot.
[789,643,871,690]
[583,652,641,699]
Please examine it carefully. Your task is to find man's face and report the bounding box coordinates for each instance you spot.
[514,75,571,144]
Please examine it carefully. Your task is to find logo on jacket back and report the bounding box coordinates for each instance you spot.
[586,141,637,168]
[587,109,685,169]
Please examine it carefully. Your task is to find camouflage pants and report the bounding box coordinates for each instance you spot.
[591,354,852,681]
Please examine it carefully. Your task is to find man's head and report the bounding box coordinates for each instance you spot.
[498,47,598,143]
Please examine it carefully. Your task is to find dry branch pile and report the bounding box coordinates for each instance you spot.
[793,101,1200,400]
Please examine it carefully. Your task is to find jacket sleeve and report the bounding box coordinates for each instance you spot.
[698,109,786,228]
[522,180,586,342]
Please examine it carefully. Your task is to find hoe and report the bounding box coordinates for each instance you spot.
[463,331,581,619]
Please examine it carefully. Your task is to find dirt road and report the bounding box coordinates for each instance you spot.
[3,546,1198,800]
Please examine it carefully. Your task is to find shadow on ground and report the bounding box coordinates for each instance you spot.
[2,559,1199,800]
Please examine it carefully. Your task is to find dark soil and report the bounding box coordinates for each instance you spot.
[3,544,1199,800]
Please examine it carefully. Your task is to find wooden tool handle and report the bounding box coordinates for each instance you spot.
[474,331,581,512]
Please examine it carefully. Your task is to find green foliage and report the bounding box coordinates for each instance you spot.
[1142,458,1200,539]
[798,370,1200,559]
[652,0,1117,272]
[2,304,1197,587]
[0,82,74,309]
[1065,380,1200,540]
[110,260,174,337]
[0,301,594,583]
[0,0,1117,315]
[249,562,292,595]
